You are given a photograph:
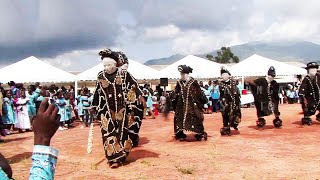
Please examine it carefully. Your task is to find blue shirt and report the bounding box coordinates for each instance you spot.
[211,85,220,99]
[0,145,59,180]
[80,95,90,108]
[286,90,295,98]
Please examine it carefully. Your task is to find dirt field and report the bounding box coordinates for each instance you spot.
[1,104,320,179]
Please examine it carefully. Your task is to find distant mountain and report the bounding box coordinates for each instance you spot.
[144,54,185,65]
[144,40,320,65]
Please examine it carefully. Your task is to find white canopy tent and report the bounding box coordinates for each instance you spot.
[0,56,76,83]
[159,55,222,79]
[229,54,307,77]
[77,59,160,81]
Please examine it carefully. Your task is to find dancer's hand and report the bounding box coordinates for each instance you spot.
[33,98,60,146]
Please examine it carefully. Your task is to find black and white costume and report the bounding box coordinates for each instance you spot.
[299,62,320,125]
[219,67,242,135]
[249,66,282,128]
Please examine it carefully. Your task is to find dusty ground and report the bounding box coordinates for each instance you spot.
[1,104,320,180]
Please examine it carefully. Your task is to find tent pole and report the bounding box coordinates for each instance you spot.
[75,80,78,98]
[241,76,244,89]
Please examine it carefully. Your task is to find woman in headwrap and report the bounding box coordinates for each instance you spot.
[166,65,208,141]
[90,49,145,168]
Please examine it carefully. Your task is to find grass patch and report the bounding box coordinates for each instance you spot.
[140,160,151,167]
[90,163,98,170]
[175,165,197,175]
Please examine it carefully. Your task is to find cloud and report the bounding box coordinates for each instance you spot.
[172,30,244,55]
[42,48,102,71]
[144,24,181,40]
[260,19,320,42]
[0,0,120,62]
[1,0,320,71]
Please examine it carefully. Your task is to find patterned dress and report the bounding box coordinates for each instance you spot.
[171,77,207,134]
[92,69,143,163]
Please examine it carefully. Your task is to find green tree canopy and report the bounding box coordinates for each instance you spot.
[206,54,214,61]
[213,47,239,63]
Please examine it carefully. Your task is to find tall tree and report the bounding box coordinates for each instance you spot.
[214,47,240,63]
[206,54,214,61]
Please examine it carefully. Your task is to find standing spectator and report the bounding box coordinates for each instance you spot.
[27,85,38,124]
[152,92,159,116]
[294,86,300,103]
[2,90,16,135]
[159,92,166,113]
[55,90,68,130]
[34,82,41,94]
[81,88,92,127]
[199,81,204,88]
[286,84,295,104]
[146,90,155,119]
[208,80,213,91]
[15,90,31,133]
[48,84,56,98]
[65,92,73,128]
[35,88,46,113]
[77,90,84,122]
[0,85,5,142]
[203,85,211,114]
[211,80,220,113]
[237,80,243,93]
[207,80,213,112]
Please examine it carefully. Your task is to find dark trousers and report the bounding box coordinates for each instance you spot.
[84,109,92,126]
[212,99,219,112]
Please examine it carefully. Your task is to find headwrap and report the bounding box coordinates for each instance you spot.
[267,66,276,77]
[178,65,193,74]
[99,49,128,67]
[305,62,319,70]
[220,66,231,76]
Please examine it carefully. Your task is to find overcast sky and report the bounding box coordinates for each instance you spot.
[1,0,320,71]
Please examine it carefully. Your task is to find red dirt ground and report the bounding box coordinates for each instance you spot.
[1,104,320,179]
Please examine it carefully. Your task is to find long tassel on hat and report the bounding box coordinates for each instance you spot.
[87,122,94,154]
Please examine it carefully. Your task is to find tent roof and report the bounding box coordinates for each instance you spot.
[77,59,160,81]
[229,54,307,77]
[0,56,76,83]
[159,55,222,79]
